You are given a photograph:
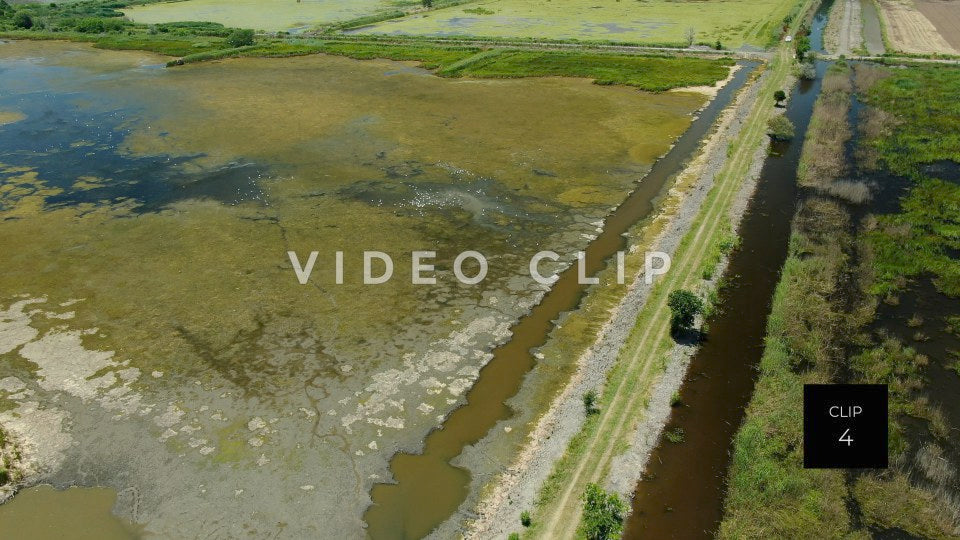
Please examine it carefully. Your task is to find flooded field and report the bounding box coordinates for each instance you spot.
[0,40,709,537]
[123,0,409,32]
[351,0,799,48]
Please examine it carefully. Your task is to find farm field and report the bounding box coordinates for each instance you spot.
[877,0,959,54]
[123,0,413,32]
[351,0,803,48]
[916,0,960,50]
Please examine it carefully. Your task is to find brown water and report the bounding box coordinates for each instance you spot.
[622,56,829,538]
[0,485,140,539]
[363,62,757,539]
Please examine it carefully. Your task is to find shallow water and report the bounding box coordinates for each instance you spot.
[0,485,140,539]
[0,40,706,537]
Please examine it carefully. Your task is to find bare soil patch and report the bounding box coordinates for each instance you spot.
[879,0,959,54]
[916,0,960,50]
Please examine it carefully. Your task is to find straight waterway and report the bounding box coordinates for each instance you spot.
[623,4,832,536]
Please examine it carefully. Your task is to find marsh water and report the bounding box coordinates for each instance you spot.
[0,485,140,539]
[0,40,710,537]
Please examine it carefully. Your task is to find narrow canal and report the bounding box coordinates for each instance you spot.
[622,4,832,537]
[363,63,758,539]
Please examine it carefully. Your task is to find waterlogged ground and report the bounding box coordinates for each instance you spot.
[352,0,796,48]
[0,40,706,537]
[123,0,412,32]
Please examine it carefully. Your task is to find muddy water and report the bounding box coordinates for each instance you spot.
[622,58,831,540]
[363,63,756,539]
[0,40,710,538]
[0,485,140,539]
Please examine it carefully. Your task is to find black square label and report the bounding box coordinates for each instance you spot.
[803,384,888,468]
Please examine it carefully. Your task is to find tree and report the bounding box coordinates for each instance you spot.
[13,12,32,29]
[667,289,703,333]
[227,28,255,48]
[422,0,433,7]
[797,61,816,80]
[714,39,723,50]
[773,89,786,106]
[767,114,795,141]
[579,483,626,540]
[684,27,696,47]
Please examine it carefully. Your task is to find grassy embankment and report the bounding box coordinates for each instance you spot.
[512,4,816,536]
[720,62,960,538]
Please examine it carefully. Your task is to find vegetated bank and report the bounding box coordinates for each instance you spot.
[720,60,960,537]
[473,7,818,537]
[622,53,827,540]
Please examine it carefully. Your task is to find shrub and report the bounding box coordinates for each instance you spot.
[579,483,626,540]
[667,289,703,333]
[583,390,599,415]
[76,17,105,33]
[797,61,816,80]
[670,391,682,407]
[665,427,685,443]
[13,12,32,29]
[508,534,520,540]
[767,114,795,141]
[226,28,255,48]
[520,510,531,527]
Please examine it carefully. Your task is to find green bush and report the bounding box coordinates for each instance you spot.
[76,17,105,33]
[583,390,599,415]
[667,289,703,333]
[579,483,626,540]
[520,510,531,527]
[13,12,32,29]
[767,114,795,141]
[226,28,255,48]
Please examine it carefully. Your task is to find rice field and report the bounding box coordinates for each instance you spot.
[351,0,804,49]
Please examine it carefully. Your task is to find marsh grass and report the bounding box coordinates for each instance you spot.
[724,62,960,540]
[454,50,735,91]
[798,63,852,189]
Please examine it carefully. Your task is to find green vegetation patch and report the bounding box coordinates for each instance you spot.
[317,41,479,70]
[353,0,806,49]
[722,62,960,540]
[454,50,735,91]
[861,66,960,297]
